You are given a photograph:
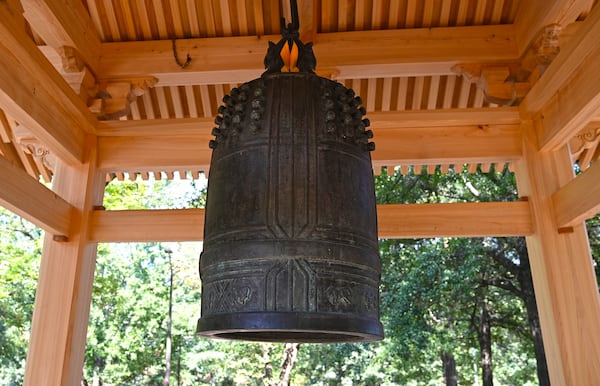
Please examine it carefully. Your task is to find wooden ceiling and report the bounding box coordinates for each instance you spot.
[1,0,600,184]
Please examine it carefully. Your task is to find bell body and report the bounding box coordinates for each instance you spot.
[197,72,383,342]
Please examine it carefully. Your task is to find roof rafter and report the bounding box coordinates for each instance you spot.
[97,25,518,86]
[0,3,96,164]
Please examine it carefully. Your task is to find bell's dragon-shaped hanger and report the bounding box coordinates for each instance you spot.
[263,0,316,74]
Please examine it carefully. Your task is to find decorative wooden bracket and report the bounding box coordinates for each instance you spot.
[12,124,56,181]
[90,77,157,121]
[569,124,600,168]
[38,45,97,102]
[519,24,562,84]
[452,24,562,107]
[452,63,531,106]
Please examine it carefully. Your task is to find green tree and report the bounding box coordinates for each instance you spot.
[0,209,42,385]
[375,166,542,385]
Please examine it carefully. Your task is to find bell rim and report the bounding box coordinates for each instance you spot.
[196,311,384,343]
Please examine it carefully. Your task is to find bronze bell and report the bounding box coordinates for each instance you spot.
[196,2,383,343]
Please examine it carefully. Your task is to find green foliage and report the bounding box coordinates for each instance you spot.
[0,209,42,385]
[2,168,599,385]
[374,167,537,385]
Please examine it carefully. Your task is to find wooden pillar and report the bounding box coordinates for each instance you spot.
[514,121,600,385]
[24,136,104,386]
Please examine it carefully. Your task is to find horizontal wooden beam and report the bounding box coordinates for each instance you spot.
[0,155,72,237]
[552,160,600,228]
[378,201,533,238]
[89,208,204,242]
[97,134,212,172]
[89,201,532,243]
[372,107,521,128]
[521,4,600,150]
[0,3,95,164]
[96,109,523,171]
[97,107,521,135]
[98,25,518,86]
[374,124,521,165]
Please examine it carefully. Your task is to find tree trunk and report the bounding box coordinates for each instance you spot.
[278,343,300,386]
[478,299,493,386]
[516,243,551,386]
[163,250,174,386]
[441,351,457,386]
[261,343,274,383]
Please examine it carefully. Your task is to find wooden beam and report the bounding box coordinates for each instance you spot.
[24,139,105,386]
[89,201,532,243]
[96,109,523,171]
[377,202,533,238]
[98,25,518,86]
[97,134,212,172]
[514,0,592,54]
[371,107,521,128]
[552,159,600,228]
[0,155,72,237]
[97,107,521,135]
[514,123,600,385]
[21,0,101,73]
[373,124,521,165]
[520,4,600,150]
[89,208,205,242]
[0,3,95,164]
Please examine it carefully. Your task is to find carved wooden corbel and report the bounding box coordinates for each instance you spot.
[452,63,530,106]
[13,125,56,181]
[90,77,158,120]
[519,24,562,83]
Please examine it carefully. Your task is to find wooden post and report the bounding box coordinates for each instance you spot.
[24,136,105,386]
[514,121,600,385]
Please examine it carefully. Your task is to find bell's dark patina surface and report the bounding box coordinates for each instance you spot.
[196,3,382,343]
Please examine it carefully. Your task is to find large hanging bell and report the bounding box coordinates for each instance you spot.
[196,71,382,343]
[196,4,382,342]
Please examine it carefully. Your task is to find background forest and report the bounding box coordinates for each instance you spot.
[1,167,599,385]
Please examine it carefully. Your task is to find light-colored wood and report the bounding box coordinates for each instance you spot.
[24,137,105,386]
[98,25,518,85]
[513,0,591,55]
[374,124,521,165]
[371,107,521,128]
[0,5,94,165]
[21,0,101,73]
[97,134,212,172]
[0,154,72,237]
[521,3,600,150]
[552,159,600,228]
[89,208,205,242]
[514,122,600,385]
[96,117,522,172]
[96,108,521,134]
[88,201,532,242]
